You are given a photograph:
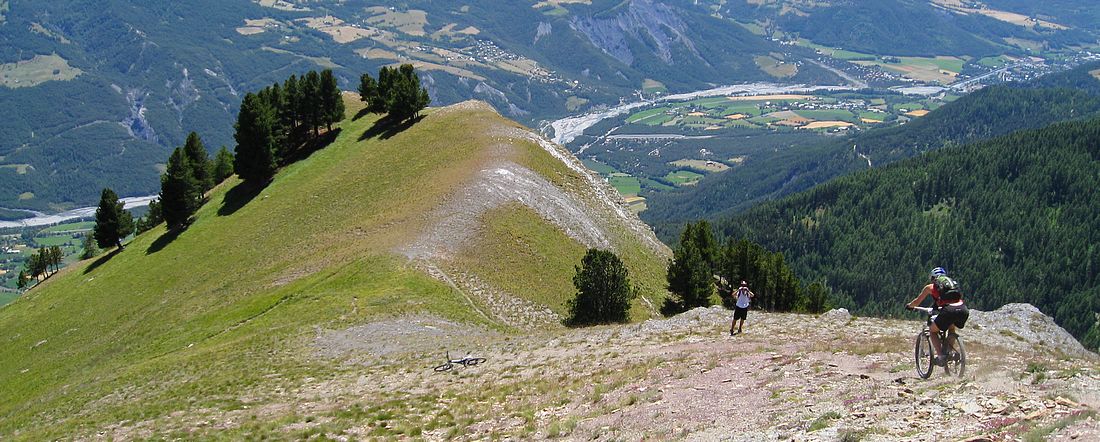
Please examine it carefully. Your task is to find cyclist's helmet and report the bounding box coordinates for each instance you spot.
[930,267,947,280]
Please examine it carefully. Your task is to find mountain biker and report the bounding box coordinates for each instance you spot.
[905,267,969,366]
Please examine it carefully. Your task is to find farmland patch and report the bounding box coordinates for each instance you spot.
[0,54,82,89]
[236,18,280,36]
[254,0,309,12]
[298,16,376,44]
[670,159,730,173]
[261,47,340,69]
[0,164,32,175]
[754,55,798,78]
[642,79,667,94]
[665,170,704,186]
[365,6,429,37]
[801,121,854,130]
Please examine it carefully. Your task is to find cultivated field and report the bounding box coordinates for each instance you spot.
[0,54,82,88]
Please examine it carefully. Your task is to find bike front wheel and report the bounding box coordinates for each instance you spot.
[433,362,454,372]
[915,331,934,379]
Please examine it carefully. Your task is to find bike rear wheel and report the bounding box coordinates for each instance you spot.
[462,357,487,366]
[915,331,934,379]
[943,335,966,377]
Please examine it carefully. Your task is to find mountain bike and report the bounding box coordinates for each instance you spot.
[909,306,966,379]
[433,352,487,372]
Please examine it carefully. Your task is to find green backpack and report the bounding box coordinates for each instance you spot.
[934,275,962,303]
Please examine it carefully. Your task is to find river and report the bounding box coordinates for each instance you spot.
[546,82,853,146]
[0,195,158,229]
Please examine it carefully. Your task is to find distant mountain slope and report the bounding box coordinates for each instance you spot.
[720,0,1098,56]
[0,0,841,213]
[0,98,669,439]
[716,117,1100,349]
[642,62,1100,239]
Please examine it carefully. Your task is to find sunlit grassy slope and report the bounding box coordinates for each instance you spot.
[0,98,668,439]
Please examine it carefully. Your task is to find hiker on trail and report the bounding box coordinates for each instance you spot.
[730,280,755,335]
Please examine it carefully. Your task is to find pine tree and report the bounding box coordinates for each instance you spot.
[212,146,235,184]
[388,64,430,121]
[49,245,63,273]
[16,269,27,290]
[233,93,279,183]
[301,70,322,137]
[160,148,202,231]
[136,198,163,233]
[358,72,381,113]
[320,69,345,131]
[80,234,100,260]
[182,132,214,192]
[664,238,713,314]
[260,83,289,159]
[93,188,134,251]
[567,249,635,326]
[283,74,301,131]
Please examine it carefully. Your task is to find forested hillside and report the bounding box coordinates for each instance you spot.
[715,117,1100,350]
[642,62,1100,240]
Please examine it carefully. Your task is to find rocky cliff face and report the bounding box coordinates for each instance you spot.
[569,0,703,67]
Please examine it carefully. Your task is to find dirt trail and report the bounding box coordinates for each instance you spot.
[114,306,1100,440]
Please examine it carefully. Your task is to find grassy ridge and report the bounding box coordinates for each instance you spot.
[0,98,667,438]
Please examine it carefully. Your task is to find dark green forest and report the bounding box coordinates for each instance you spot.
[716,117,1100,350]
[643,63,1100,241]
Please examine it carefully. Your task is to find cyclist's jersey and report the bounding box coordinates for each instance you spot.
[930,284,963,307]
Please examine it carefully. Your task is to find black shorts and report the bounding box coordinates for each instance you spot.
[733,306,748,321]
[933,304,969,330]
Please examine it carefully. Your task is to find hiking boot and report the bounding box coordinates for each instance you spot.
[934,355,947,367]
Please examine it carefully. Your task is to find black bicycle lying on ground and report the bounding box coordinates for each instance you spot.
[433,352,487,372]
[909,306,966,379]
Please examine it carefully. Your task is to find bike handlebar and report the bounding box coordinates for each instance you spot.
[909,306,934,314]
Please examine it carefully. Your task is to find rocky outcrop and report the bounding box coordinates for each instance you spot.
[569,0,702,67]
[968,303,1095,359]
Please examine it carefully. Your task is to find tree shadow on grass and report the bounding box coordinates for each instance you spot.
[217,180,266,217]
[281,128,341,165]
[145,228,183,255]
[359,115,423,141]
[352,108,372,121]
[83,248,122,274]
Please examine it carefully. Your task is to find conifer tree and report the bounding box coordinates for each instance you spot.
[283,74,301,130]
[160,148,202,231]
[389,64,430,121]
[320,69,345,131]
[80,234,100,260]
[234,93,279,183]
[212,146,235,184]
[16,269,27,290]
[93,187,134,251]
[301,70,322,136]
[182,132,214,192]
[136,199,164,233]
[49,245,63,273]
[358,72,380,112]
[567,249,634,326]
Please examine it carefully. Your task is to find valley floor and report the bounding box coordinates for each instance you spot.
[97,307,1100,441]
